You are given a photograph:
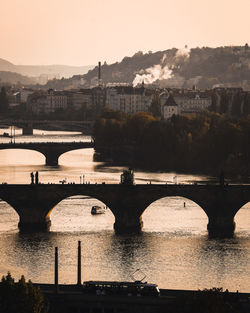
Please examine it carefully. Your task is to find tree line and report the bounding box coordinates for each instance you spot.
[93,109,250,180]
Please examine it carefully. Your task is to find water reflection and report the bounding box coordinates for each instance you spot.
[197,236,250,290]
[0,130,249,291]
[105,233,151,280]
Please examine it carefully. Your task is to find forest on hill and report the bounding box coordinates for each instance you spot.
[93,109,250,181]
[82,45,250,89]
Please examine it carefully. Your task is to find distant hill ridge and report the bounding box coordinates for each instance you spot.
[0,58,94,79]
[1,45,250,89]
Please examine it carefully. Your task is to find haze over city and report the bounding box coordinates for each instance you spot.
[1,0,250,66]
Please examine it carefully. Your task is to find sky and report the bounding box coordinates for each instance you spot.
[1,0,250,66]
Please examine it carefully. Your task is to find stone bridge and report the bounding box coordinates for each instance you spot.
[0,142,94,165]
[0,119,94,135]
[0,183,249,237]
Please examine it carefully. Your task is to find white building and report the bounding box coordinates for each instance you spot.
[162,94,179,119]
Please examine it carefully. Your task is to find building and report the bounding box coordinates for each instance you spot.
[7,91,21,107]
[174,92,211,115]
[92,86,106,112]
[159,89,212,119]
[20,88,34,103]
[66,89,92,110]
[27,89,68,115]
[106,86,154,113]
[162,94,178,119]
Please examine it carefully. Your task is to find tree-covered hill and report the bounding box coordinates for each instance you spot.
[82,45,250,89]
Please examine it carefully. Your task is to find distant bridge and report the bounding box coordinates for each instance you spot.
[0,183,249,237]
[0,141,94,165]
[0,119,94,134]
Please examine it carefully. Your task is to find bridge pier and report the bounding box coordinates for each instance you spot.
[22,126,33,135]
[112,203,144,234]
[19,218,51,232]
[108,190,145,234]
[207,216,235,238]
[45,153,59,166]
[114,216,143,234]
[17,207,51,232]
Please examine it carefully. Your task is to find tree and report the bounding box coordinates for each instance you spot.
[149,93,162,118]
[231,92,242,116]
[191,288,243,313]
[0,272,49,313]
[0,86,9,113]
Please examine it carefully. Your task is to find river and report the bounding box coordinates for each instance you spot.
[0,128,249,292]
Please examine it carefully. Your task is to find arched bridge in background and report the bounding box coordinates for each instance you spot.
[0,183,249,237]
[0,142,94,165]
[0,119,94,135]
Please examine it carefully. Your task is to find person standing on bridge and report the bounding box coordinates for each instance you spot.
[35,171,39,184]
[220,170,225,186]
[30,172,34,184]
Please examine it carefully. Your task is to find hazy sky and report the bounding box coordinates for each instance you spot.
[1,0,250,66]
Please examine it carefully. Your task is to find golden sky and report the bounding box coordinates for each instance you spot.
[1,0,250,66]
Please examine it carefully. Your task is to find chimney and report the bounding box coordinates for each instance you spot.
[77,241,82,285]
[98,61,101,81]
[54,247,59,292]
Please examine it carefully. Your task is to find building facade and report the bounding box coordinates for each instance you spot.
[28,89,68,115]
[106,86,154,113]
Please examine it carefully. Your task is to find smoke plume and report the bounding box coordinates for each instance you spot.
[133,64,172,87]
[175,45,190,59]
[133,47,190,86]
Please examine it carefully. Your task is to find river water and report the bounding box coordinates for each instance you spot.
[0,128,249,292]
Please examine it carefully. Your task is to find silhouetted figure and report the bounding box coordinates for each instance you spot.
[184,202,186,208]
[30,172,34,184]
[35,171,39,184]
[220,170,225,186]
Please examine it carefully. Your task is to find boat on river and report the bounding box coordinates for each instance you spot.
[91,205,106,215]
[1,132,13,138]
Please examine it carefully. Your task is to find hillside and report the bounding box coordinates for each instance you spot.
[0,58,94,80]
[0,71,36,85]
[17,64,94,78]
[80,45,250,89]
[0,58,19,72]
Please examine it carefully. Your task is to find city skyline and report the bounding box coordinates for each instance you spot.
[1,0,250,66]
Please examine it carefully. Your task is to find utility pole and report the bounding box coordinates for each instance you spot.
[77,241,82,286]
[54,247,59,293]
[10,126,13,144]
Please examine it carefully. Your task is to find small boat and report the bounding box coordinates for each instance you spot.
[91,205,106,215]
[1,132,13,138]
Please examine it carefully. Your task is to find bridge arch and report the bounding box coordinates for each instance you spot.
[0,142,94,166]
[58,147,94,166]
[234,201,250,235]
[48,194,115,232]
[141,196,208,234]
[0,198,19,231]
[0,148,45,165]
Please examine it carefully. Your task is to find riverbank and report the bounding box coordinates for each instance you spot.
[35,283,250,313]
[93,147,248,183]
[93,110,250,182]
